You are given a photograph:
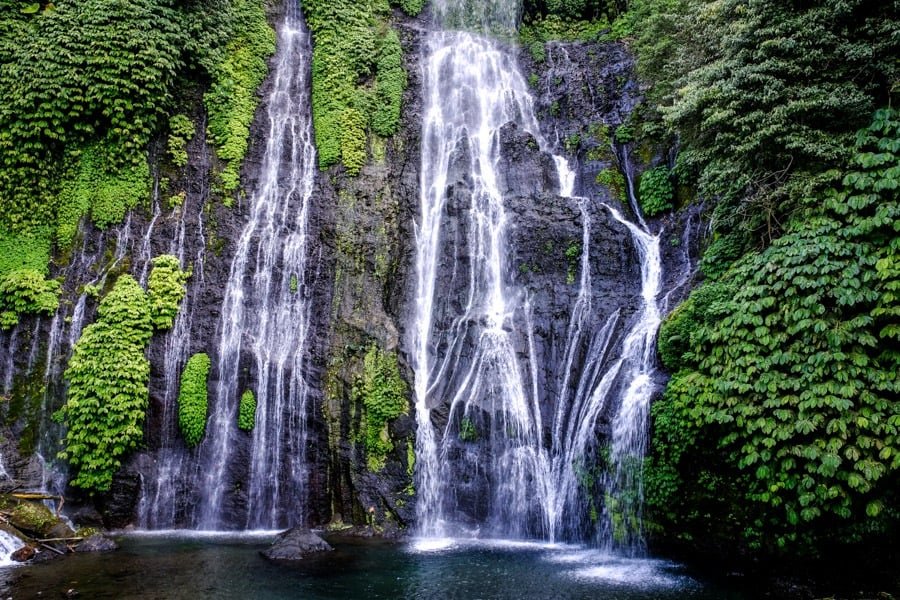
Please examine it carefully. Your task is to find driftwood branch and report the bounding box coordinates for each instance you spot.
[39,542,66,556]
[10,493,57,500]
[8,492,65,517]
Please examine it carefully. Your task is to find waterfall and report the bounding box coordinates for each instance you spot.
[0,529,22,567]
[411,0,671,550]
[137,128,209,529]
[196,0,316,530]
[412,26,552,539]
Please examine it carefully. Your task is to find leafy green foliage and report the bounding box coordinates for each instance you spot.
[354,344,408,472]
[56,144,151,247]
[178,353,210,447]
[522,0,626,24]
[167,114,195,168]
[57,251,193,489]
[0,269,61,329]
[637,165,672,216]
[595,167,625,201]
[306,0,406,174]
[147,254,191,330]
[203,0,275,192]
[657,280,733,372]
[372,30,407,138]
[649,110,900,553]
[56,275,154,492]
[565,241,581,285]
[0,0,274,263]
[458,417,477,442]
[630,0,898,244]
[238,389,256,431]
[698,232,745,281]
[0,0,184,232]
[519,14,611,45]
[395,0,424,16]
[0,227,52,277]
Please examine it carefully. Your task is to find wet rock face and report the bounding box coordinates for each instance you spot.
[313,18,424,532]
[96,469,141,529]
[523,41,642,201]
[0,428,44,492]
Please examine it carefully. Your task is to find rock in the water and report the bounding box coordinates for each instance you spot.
[6,500,74,539]
[260,528,332,561]
[75,534,118,553]
[11,544,35,562]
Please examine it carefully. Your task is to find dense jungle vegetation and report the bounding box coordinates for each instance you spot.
[521,0,897,564]
[0,0,897,576]
[613,0,898,568]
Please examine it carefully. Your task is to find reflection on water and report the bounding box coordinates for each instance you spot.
[1,534,748,599]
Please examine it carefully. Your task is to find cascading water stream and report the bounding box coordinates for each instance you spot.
[411,0,673,551]
[0,529,22,567]
[412,26,554,539]
[137,131,209,529]
[196,0,316,530]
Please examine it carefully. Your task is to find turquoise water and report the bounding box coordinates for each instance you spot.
[1,533,748,599]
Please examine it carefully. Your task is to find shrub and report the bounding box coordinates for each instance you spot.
[178,353,210,447]
[238,389,256,431]
[56,275,153,492]
[637,166,673,216]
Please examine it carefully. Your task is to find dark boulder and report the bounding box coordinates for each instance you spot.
[260,527,332,561]
[10,544,35,562]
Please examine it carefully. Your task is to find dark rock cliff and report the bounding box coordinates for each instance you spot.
[0,7,700,533]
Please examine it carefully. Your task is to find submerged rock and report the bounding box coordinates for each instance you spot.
[75,534,118,553]
[260,528,332,561]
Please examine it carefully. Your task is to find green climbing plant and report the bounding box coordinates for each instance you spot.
[649,109,900,553]
[306,0,407,174]
[0,269,61,329]
[167,114,195,168]
[355,344,409,472]
[203,0,276,193]
[637,165,673,216]
[147,254,191,330]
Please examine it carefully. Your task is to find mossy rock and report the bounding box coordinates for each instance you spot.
[7,500,74,538]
